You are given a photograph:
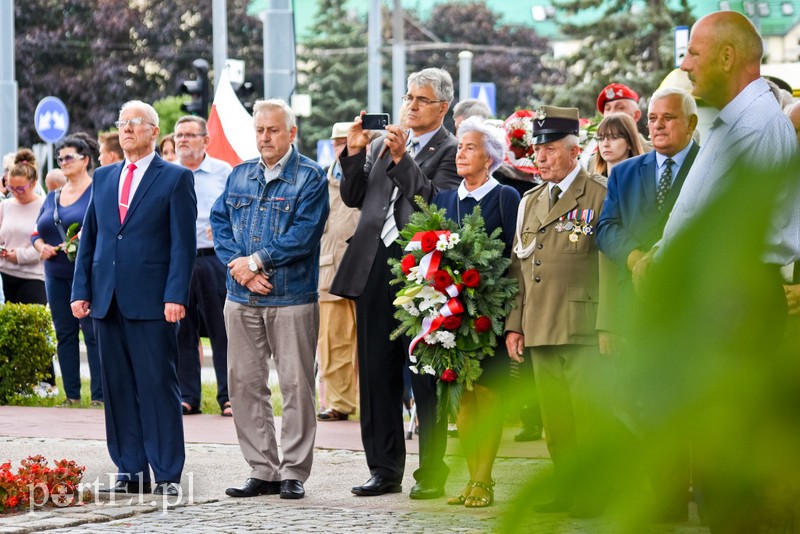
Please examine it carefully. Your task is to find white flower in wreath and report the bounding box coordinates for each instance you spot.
[422,364,436,376]
[449,233,460,246]
[409,365,419,374]
[418,286,447,312]
[407,266,426,284]
[436,240,448,251]
[402,302,421,317]
[409,354,418,363]
[424,333,438,344]
[437,330,456,349]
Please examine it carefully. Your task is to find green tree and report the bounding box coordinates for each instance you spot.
[403,1,562,122]
[14,0,263,146]
[295,0,368,157]
[537,0,694,119]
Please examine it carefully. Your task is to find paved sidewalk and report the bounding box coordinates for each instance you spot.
[0,407,708,533]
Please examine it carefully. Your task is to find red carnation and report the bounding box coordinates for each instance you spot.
[511,128,526,139]
[474,316,492,333]
[462,268,481,288]
[401,254,416,274]
[442,314,462,330]
[420,231,438,253]
[440,368,457,382]
[432,270,453,291]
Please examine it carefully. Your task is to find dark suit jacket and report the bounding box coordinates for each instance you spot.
[72,154,197,320]
[595,141,699,332]
[595,141,699,267]
[330,126,460,299]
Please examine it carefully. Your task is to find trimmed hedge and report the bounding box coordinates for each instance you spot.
[0,303,56,403]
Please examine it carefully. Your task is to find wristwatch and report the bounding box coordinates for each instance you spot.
[247,255,260,273]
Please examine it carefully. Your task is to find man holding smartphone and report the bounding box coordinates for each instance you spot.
[331,68,460,500]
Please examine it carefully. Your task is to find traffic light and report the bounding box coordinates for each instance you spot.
[181,58,210,119]
[236,81,256,114]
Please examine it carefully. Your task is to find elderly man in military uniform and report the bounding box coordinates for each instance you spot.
[505,106,612,518]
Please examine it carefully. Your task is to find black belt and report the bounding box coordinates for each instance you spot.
[197,248,216,257]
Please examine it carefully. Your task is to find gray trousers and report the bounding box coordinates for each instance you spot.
[224,300,319,482]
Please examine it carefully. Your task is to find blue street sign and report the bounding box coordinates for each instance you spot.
[674,26,689,68]
[34,97,69,144]
[469,83,497,117]
[317,139,335,169]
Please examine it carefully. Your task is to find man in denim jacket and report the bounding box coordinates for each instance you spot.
[210,99,329,500]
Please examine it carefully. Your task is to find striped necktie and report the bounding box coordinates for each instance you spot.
[380,137,419,246]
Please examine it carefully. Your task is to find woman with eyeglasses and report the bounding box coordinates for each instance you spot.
[0,148,46,303]
[594,113,644,177]
[0,149,56,393]
[32,137,103,407]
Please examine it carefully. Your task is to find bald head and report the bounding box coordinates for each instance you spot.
[681,11,763,109]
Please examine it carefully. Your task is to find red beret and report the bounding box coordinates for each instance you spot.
[596,83,640,114]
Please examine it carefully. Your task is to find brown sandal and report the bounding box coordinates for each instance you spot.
[464,480,494,508]
[447,481,476,505]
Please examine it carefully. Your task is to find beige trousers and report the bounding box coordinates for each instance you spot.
[317,299,358,414]
[224,300,318,482]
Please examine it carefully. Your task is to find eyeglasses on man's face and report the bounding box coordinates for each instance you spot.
[115,117,155,129]
[174,132,207,140]
[57,153,86,165]
[401,95,446,107]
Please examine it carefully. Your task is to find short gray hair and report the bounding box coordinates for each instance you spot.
[648,87,698,118]
[175,115,208,133]
[453,99,491,121]
[253,99,296,130]
[561,134,580,151]
[407,68,454,103]
[120,100,159,128]
[458,116,506,174]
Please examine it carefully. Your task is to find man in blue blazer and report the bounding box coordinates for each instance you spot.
[596,87,699,323]
[594,87,699,522]
[71,100,197,497]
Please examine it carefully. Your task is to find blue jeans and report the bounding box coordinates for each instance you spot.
[45,275,103,401]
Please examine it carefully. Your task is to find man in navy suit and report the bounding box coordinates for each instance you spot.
[594,87,699,521]
[596,87,699,309]
[71,100,197,498]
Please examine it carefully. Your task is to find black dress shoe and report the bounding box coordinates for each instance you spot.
[514,426,543,442]
[99,480,152,494]
[225,478,281,497]
[351,475,402,496]
[154,482,180,497]
[280,479,305,499]
[409,481,444,500]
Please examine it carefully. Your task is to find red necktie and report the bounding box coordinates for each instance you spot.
[119,163,136,223]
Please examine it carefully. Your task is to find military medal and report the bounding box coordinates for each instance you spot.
[555,209,594,243]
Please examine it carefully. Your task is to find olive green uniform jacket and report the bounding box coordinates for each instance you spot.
[505,167,607,347]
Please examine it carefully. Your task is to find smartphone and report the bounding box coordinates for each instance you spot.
[361,113,390,130]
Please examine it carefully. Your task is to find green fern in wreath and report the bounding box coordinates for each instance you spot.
[388,197,518,421]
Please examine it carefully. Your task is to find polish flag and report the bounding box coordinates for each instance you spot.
[206,69,259,167]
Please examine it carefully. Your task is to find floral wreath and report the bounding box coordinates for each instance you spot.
[389,198,518,421]
[503,110,537,175]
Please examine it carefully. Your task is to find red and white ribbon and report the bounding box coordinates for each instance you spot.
[409,297,464,357]
[405,230,451,251]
